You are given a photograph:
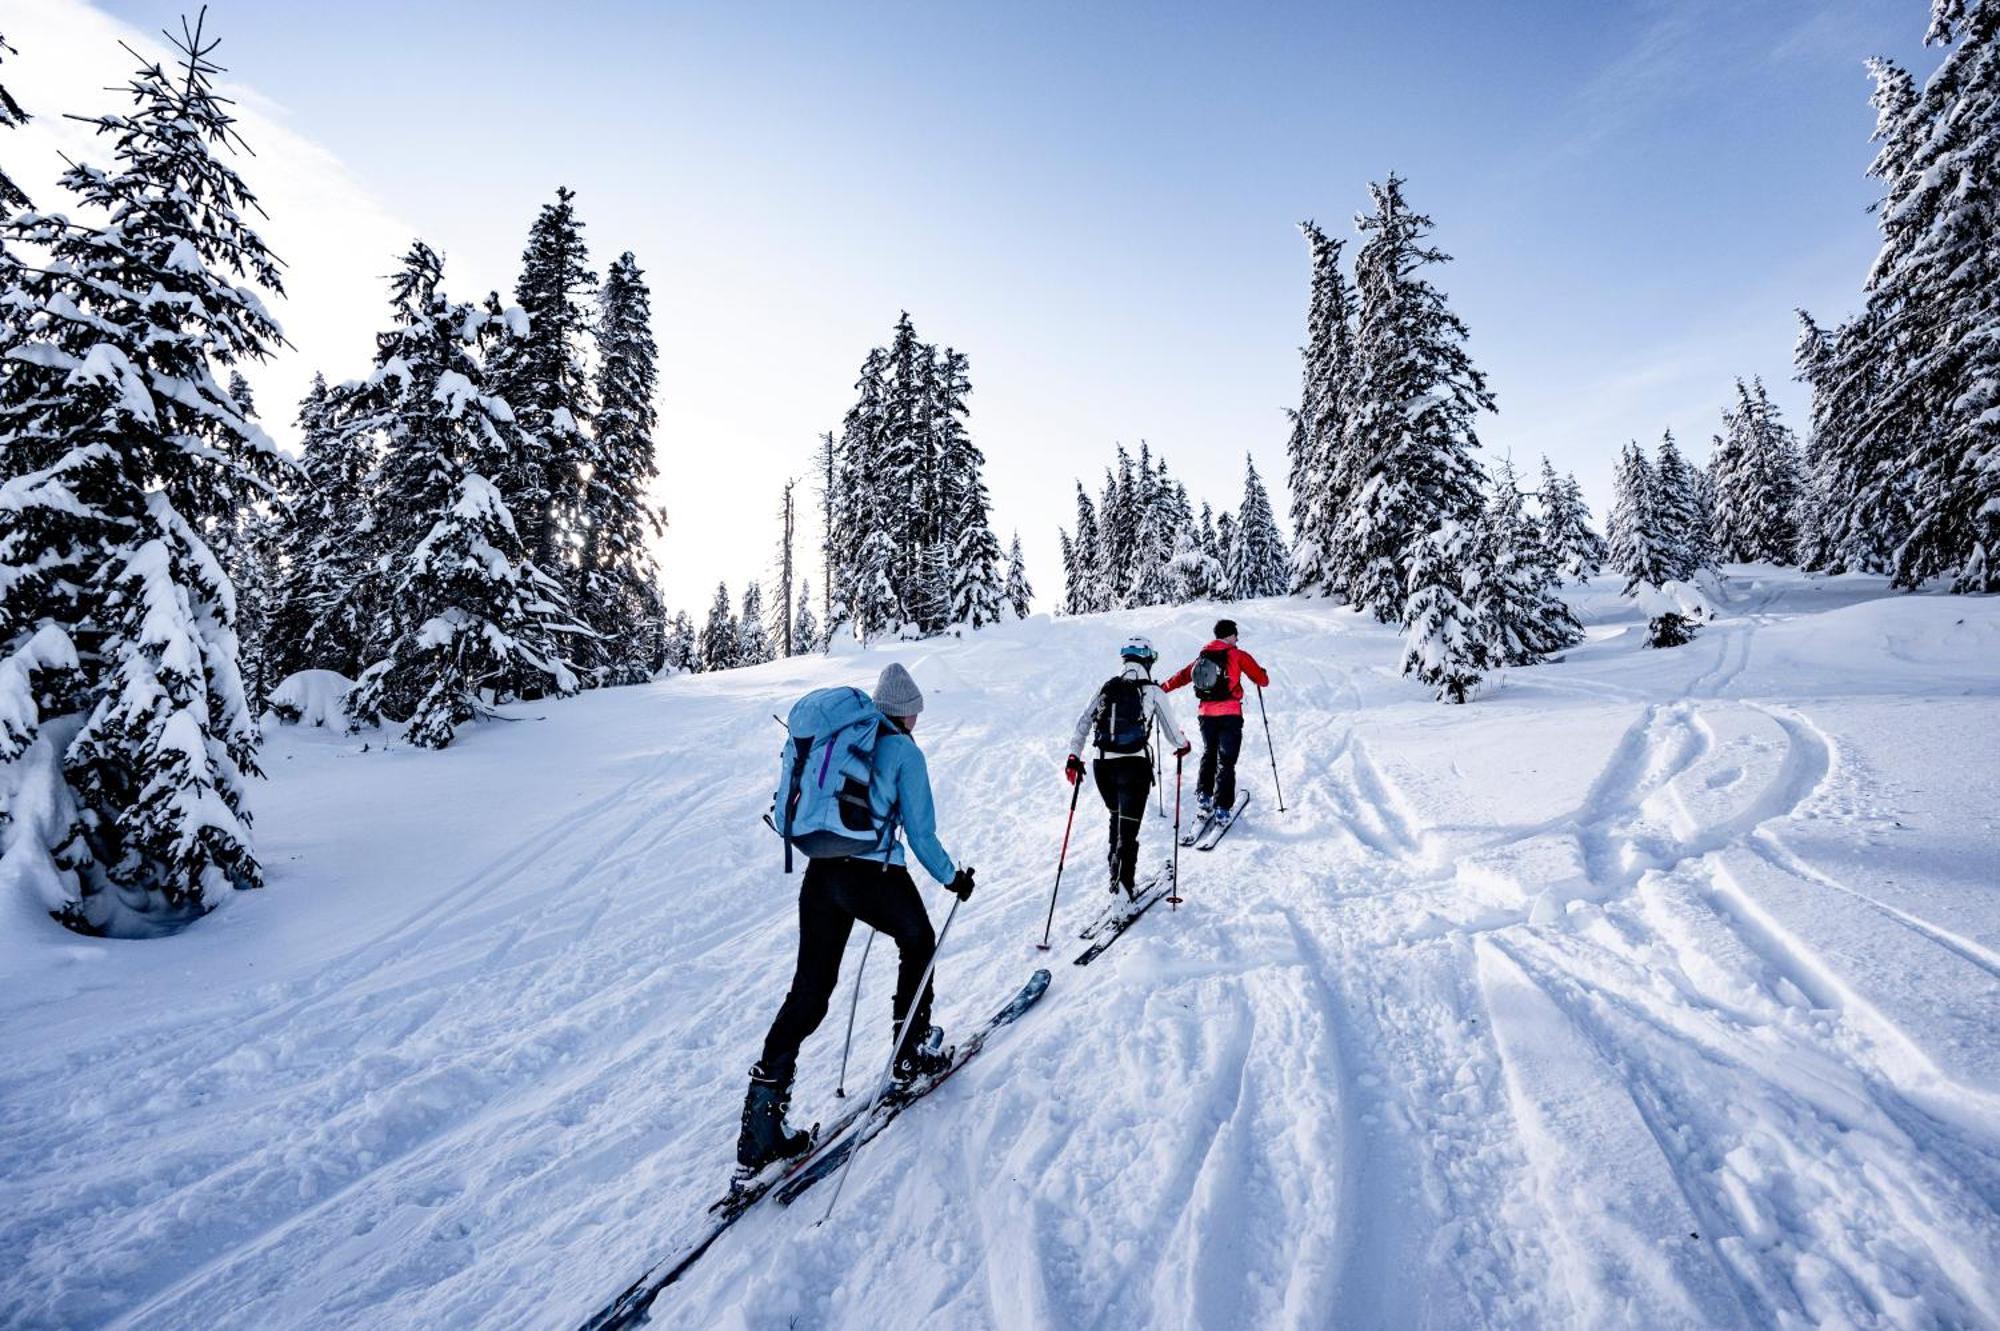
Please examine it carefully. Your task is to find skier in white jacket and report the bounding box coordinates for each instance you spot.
[1064,636,1189,897]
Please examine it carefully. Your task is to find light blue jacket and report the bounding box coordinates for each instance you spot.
[859,729,957,885]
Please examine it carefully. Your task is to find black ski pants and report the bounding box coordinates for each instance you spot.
[1198,714,1245,809]
[758,857,936,1081]
[1092,756,1152,891]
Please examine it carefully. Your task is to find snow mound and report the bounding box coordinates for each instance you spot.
[266,670,355,728]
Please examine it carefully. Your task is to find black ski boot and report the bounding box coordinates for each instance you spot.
[735,1063,811,1177]
[892,1025,952,1084]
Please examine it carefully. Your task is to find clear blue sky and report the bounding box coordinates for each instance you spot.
[77,1,1934,610]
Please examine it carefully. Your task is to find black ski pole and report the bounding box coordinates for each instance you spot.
[820,893,962,1225]
[1038,775,1083,951]
[1255,683,1286,813]
[833,930,875,1097]
[1168,751,1184,907]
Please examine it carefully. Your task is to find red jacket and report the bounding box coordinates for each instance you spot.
[1162,641,1269,717]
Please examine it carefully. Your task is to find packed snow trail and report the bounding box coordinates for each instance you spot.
[2,568,1997,1329]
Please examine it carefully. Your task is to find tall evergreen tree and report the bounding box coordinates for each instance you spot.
[1229,455,1290,598]
[0,18,284,933]
[1536,456,1606,581]
[1289,221,1358,596]
[700,582,737,672]
[1004,533,1034,620]
[1342,176,1494,619]
[662,610,696,674]
[1796,5,2000,590]
[1609,441,1677,592]
[1400,521,1484,703]
[1066,486,1106,614]
[343,243,580,748]
[272,374,377,678]
[1653,430,1710,579]
[1474,460,1583,667]
[793,577,820,654]
[1711,379,1804,564]
[583,250,665,685]
[493,187,596,594]
[738,581,773,665]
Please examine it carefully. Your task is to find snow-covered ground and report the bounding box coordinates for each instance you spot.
[4,567,1997,1330]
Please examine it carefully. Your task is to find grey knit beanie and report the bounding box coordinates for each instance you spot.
[872,662,925,717]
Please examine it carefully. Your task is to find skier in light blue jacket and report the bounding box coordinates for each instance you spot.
[738,663,977,1174]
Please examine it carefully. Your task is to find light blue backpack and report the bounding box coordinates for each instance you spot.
[771,686,898,872]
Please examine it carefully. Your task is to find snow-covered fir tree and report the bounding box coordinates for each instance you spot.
[1228,455,1289,598]
[737,582,774,665]
[1536,456,1606,581]
[1288,220,1358,597]
[700,582,738,672]
[0,19,284,934]
[1400,521,1484,703]
[217,374,282,712]
[792,577,821,654]
[1342,176,1495,619]
[1609,441,1671,590]
[1063,486,1106,614]
[1798,6,1999,590]
[1653,430,1711,579]
[1711,379,1803,564]
[1004,533,1034,619]
[662,610,697,674]
[342,242,580,748]
[1472,460,1583,667]
[491,187,596,610]
[269,373,376,679]
[582,250,665,685]
[819,315,1007,639]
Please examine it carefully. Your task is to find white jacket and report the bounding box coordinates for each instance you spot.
[1068,662,1188,760]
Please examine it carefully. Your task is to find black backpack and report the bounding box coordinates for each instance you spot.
[1094,676,1150,754]
[1191,647,1232,703]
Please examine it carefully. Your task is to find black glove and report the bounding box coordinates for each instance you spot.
[1064,755,1086,785]
[947,866,976,902]
[1173,742,1191,759]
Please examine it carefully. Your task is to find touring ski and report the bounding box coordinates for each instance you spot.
[1078,862,1172,940]
[577,969,1052,1331]
[774,968,1052,1204]
[1196,792,1251,851]
[1180,810,1216,848]
[1073,867,1176,966]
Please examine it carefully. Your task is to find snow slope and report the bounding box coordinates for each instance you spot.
[3,567,1997,1330]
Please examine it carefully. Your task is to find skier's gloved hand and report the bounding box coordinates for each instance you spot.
[1064,755,1085,785]
[947,867,976,902]
[1173,742,1191,759]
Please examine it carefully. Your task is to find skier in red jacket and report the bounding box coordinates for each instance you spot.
[1161,618,1269,826]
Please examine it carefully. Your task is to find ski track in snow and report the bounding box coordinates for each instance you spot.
[3,568,1998,1330]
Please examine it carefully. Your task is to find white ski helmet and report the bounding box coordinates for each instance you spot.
[1119,634,1157,664]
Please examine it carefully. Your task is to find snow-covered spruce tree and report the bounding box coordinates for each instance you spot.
[492,187,596,611]
[661,610,696,673]
[342,242,580,748]
[1065,486,1107,613]
[1128,452,1182,608]
[583,250,665,685]
[699,582,737,672]
[1711,379,1804,564]
[792,577,820,654]
[1004,532,1033,619]
[1400,521,1484,703]
[1288,220,1357,597]
[1473,461,1583,667]
[0,19,285,934]
[269,373,376,679]
[1167,524,1226,602]
[1229,454,1290,598]
[1536,456,1606,581]
[1216,510,1237,579]
[939,359,1007,628]
[1342,176,1495,620]
[1609,441,1671,589]
[737,582,773,665]
[216,373,282,712]
[1653,430,1710,579]
[0,31,31,212]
